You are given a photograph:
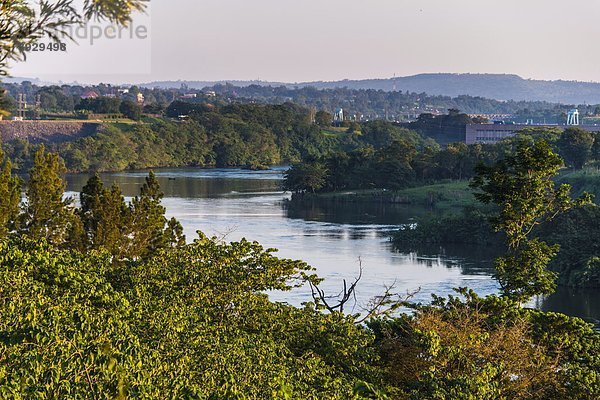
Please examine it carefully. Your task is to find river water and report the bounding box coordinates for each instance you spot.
[66,167,600,324]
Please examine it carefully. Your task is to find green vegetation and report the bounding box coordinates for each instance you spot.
[370,289,600,399]
[390,181,476,208]
[394,206,499,247]
[558,167,600,199]
[394,138,600,289]
[1,103,346,172]
[3,2,597,397]
[557,128,596,170]
[1,145,185,258]
[0,145,598,398]
[284,136,496,193]
[470,139,592,301]
[0,146,20,239]
[293,181,477,214]
[538,205,600,287]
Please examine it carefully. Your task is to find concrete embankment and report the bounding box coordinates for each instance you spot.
[0,120,100,143]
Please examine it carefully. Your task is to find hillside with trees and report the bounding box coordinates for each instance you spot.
[144,73,600,104]
[4,79,598,125]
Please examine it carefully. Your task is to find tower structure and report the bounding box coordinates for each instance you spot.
[16,94,27,119]
[567,109,580,125]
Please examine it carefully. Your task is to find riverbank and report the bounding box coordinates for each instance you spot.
[291,181,477,212]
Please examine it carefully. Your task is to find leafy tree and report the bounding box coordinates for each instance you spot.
[346,121,361,133]
[0,235,380,398]
[471,139,592,301]
[79,174,131,256]
[557,127,595,169]
[165,217,186,248]
[76,97,121,114]
[143,102,165,115]
[537,204,600,287]
[119,99,142,120]
[360,121,422,149]
[165,100,210,118]
[283,162,328,193]
[20,145,79,246]
[127,171,185,258]
[592,132,600,162]
[315,110,332,127]
[37,85,75,111]
[370,289,600,399]
[0,145,21,238]
[0,86,15,116]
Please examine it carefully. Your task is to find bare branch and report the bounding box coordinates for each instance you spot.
[306,257,420,323]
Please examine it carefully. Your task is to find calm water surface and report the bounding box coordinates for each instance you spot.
[66,167,600,324]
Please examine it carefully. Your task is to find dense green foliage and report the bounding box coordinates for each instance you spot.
[0,146,599,398]
[394,206,500,247]
[0,146,20,239]
[538,205,600,287]
[394,134,600,289]
[471,139,592,301]
[3,103,349,172]
[284,138,498,193]
[0,146,185,259]
[370,289,600,399]
[557,128,596,169]
[0,236,382,398]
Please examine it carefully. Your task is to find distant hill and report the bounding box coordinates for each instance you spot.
[141,74,600,104]
[141,80,286,90]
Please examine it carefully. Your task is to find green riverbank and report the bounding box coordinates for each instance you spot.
[293,180,477,212]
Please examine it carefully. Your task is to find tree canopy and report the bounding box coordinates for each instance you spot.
[0,145,598,398]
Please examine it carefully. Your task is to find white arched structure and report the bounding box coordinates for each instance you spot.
[567,109,580,125]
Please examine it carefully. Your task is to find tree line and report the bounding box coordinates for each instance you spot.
[3,79,597,124]
[284,126,600,193]
[1,104,436,173]
[0,145,184,258]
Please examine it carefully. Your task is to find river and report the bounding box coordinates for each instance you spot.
[65,167,600,324]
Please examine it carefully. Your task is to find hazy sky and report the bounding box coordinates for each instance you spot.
[10,0,600,84]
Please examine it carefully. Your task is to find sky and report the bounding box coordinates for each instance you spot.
[9,0,600,84]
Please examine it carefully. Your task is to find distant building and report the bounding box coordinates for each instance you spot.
[466,122,600,144]
[333,108,344,123]
[136,93,145,104]
[80,90,99,99]
[180,93,197,99]
[204,90,216,97]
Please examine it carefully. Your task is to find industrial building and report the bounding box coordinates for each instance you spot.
[465,109,600,144]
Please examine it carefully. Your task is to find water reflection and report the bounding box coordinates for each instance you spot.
[534,287,600,325]
[64,167,598,321]
[66,167,284,199]
[284,195,433,225]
